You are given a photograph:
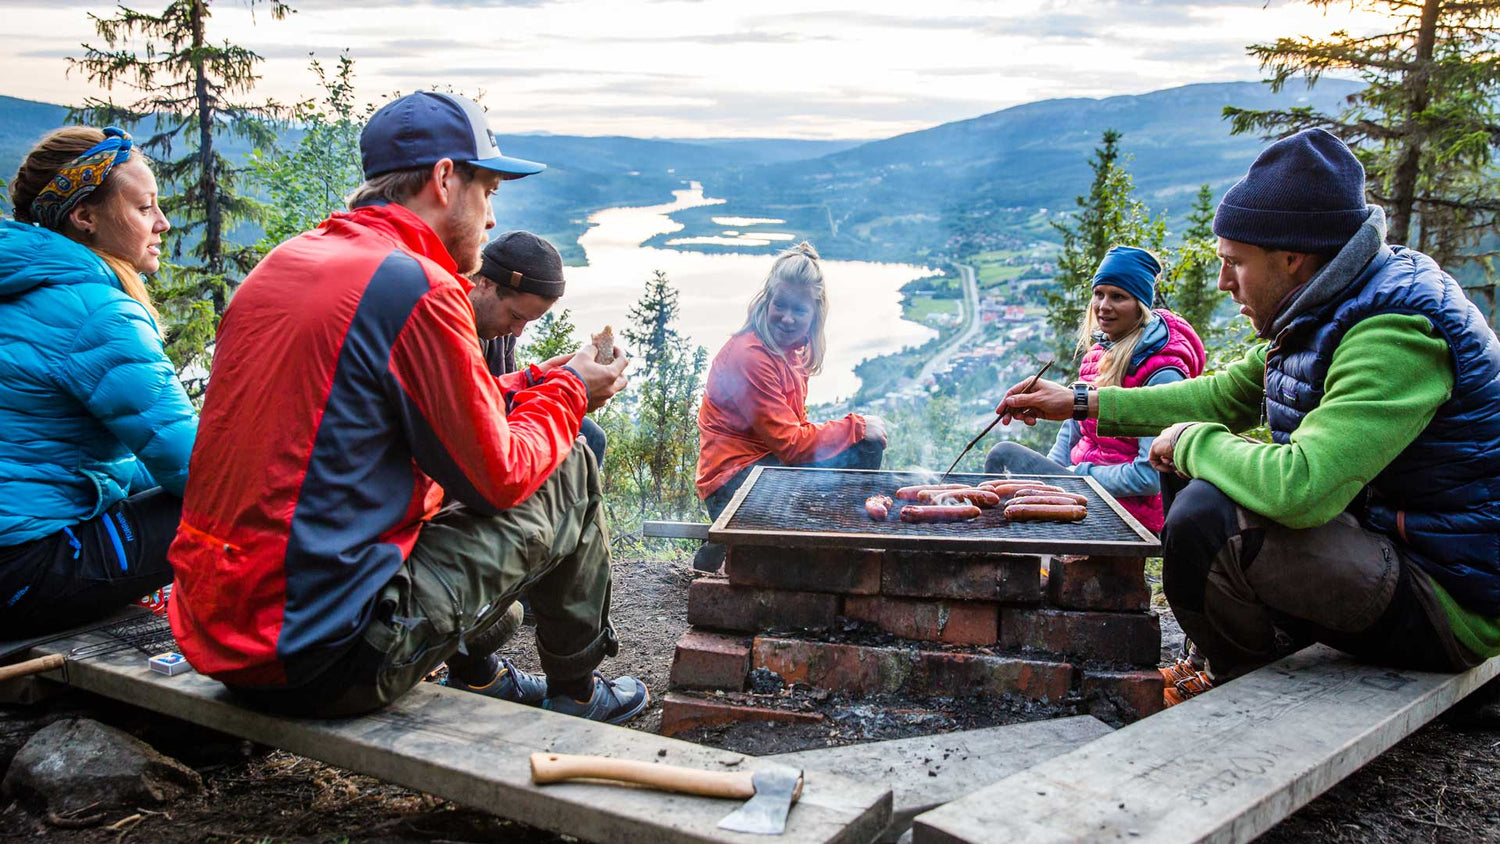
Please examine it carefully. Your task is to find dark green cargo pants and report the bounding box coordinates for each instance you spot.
[234,445,616,717]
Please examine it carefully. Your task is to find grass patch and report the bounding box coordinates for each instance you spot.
[976,262,1026,288]
[905,294,961,323]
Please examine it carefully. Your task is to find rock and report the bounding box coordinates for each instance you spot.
[747,667,785,695]
[2,717,202,818]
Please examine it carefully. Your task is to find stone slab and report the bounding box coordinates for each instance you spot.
[753,637,1073,702]
[659,692,827,738]
[1047,555,1150,612]
[881,551,1041,603]
[670,630,752,692]
[1000,607,1161,666]
[913,645,1500,844]
[843,595,998,646]
[725,547,883,595]
[688,578,842,633]
[23,634,890,844]
[768,716,1113,842]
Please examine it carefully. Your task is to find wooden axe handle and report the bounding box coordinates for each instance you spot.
[530,752,756,799]
[0,654,65,683]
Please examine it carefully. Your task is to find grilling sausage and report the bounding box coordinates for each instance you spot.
[895,483,969,501]
[916,488,1002,508]
[979,481,1067,497]
[976,481,1037,496]
[1011,490,1088,506]
[1008,494,1088,508]
[1004,503,1087,523]
[865,494,894,521]
[900,504,983,523]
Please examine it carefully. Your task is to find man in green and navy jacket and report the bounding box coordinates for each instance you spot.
[1001,129,1500,702]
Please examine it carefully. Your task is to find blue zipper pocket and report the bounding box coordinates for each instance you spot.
[101,515,129,572]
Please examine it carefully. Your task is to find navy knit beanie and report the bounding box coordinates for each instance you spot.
[1213,128,1370,254]
[1092,245,1159,309]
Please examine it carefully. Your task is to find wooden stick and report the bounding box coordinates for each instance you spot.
[0,653,64,683]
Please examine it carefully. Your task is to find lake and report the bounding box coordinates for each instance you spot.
[558,185,938,405]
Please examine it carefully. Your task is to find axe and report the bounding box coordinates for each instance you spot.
[530,752,803,835]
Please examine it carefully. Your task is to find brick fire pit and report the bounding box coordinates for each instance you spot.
[660,467,1166,736]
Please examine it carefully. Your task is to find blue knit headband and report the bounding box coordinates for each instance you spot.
[30,127,134,232]
[1091,246,1160,309]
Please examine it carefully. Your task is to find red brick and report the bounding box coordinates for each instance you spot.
[724,546,881,595]
[1083,669,1165,722]
[843,595,998,645]
[669,630,750,691]
[881,551,1041,602]
[1000,608,1161,666]
[752,637,1073,702]
[687,577,841,632]
[1047,555,1150,612]
[658,692,824,737]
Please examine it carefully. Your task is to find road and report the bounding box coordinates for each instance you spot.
[915,262,981,386]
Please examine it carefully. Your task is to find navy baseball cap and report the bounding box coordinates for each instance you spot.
[360,91,546,180]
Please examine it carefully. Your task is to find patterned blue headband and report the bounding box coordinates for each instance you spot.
[30,127,134,232]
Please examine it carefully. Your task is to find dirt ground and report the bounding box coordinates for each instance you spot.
[1,548,1498,843]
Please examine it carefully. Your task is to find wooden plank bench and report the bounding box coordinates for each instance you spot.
[643,520,710,540]
[767,716,1114,841]
[16,627,891,844]
[912,644,1500,843]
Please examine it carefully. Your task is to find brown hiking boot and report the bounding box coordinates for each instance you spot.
[1161,657,1213,707]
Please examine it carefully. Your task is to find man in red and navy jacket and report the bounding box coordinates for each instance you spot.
[167,92,648,724]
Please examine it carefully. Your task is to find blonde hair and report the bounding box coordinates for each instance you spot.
[742,241,828,375]
[9,126,160,322]
[1077,303,1156,388]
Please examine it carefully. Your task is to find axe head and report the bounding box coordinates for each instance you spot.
[717,764,803,835]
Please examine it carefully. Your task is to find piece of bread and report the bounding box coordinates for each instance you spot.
[592,326,614,364]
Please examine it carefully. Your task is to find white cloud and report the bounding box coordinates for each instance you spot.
[0,0,1394,138]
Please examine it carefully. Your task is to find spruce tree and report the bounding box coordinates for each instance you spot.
[607,271,708,523]
[1045,130,1167,371]
[517,309,581,366]
[1225,0,1500,273]
[249,51,365,252]
[69,0,292,386]
[1161,184,1223,343]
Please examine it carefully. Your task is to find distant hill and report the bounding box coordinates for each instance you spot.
[0,95,851,261]
[662,137,862,165]
[0,96,70,202]
[3,81,1364,266]
[688,80,1364,263]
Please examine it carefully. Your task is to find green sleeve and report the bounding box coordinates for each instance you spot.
[1097,344,1267,437]
[1173,313,1454,528]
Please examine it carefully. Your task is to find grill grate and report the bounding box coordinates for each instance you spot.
[710,467,1159,555]
[68,612,178,660]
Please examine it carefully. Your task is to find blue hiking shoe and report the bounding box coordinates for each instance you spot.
[542,673,650,725]
[444,657,548,706]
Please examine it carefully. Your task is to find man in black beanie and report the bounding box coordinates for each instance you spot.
[470,230,607,466]
[998,128,1500,708]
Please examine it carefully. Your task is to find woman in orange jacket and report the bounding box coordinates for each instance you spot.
[694,242,888,568]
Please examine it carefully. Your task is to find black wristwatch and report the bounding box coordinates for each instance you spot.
[1072,383,1091,420]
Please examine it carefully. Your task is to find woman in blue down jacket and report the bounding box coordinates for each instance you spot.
[0,127,197,636]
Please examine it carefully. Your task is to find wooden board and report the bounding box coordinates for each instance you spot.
[710,467,1160,557]
[912,645,1500,844]
[643,521,711,540]
[24,632,891,844]
[767,716,1113,841]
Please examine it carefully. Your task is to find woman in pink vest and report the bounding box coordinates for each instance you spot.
[984,246,1205,533]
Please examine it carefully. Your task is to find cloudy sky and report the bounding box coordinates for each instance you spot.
[0,0,1380,139]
